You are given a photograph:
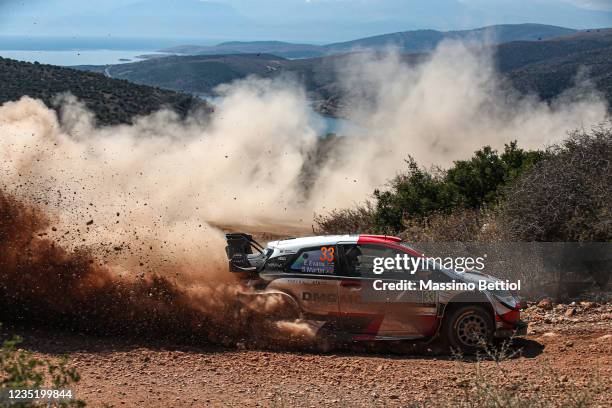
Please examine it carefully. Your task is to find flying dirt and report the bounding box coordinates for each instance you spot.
[0,189,317,346]
[0,40,609,346]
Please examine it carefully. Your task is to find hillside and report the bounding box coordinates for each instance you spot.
[159,24,577,59]
[92,53,289,95]
[76,53,370,115]
[0,57,209,125]
[75,29,612,116]
[161,41,326,59]
[497,29,612,102]
[325,23,576,54]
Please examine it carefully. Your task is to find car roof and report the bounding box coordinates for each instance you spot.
[267,234,404,252]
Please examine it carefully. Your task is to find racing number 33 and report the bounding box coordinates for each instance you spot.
[320,246,335,263]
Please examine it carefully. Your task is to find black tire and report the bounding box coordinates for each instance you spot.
[313,328,339,353]
[441,304,494,354]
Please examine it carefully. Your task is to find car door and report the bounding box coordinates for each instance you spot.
[336,243,438,338]
[269,245,340,318]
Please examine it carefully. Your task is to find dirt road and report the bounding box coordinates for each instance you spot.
[5,302,611,407]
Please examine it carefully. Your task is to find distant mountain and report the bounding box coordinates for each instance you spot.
[0,57,209,126]
[160,24,578,59]
[325,23,577,54]
[75,29,612,117]
[161,41,326,59]
[4,0,611,43]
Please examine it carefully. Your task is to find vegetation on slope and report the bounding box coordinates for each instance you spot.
[325,23,576,54]
[315,126,612,243]
[371,143,547,231]
[0,57,209,126]
[502,127,612,242]
[77,30,612,117]
[497,29,612,104]
[159,23,577,58]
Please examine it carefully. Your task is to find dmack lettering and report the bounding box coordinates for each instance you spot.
[302,292,337,302]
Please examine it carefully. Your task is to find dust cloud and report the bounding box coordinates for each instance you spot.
[310,41,609,208]
[0,40,608,343]
[2,42,608,226]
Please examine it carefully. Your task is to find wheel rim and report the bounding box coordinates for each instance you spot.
[456,313,488,347]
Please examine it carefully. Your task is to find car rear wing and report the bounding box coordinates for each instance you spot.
[225,233,265,272]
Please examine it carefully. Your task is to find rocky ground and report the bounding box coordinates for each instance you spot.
[3,301,611,407]
[523,299,612,335]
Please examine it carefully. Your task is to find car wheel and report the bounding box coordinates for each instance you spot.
[313,329,339,353]
[442,304,494,354]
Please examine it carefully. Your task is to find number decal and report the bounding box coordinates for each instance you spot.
[320,246,335,263]
[423,291,437,303]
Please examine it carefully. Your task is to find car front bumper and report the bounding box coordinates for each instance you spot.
[494,320,528,338]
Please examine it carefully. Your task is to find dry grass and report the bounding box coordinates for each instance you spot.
[427,339,608,408]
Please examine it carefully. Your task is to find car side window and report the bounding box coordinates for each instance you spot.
[419,262,453,283]
[288,246,336,275]
[340,244,409,276]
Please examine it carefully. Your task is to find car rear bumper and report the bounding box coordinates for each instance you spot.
[494,320,527,338]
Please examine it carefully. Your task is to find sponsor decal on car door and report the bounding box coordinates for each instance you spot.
[280,246,340,317]
[337,243,438,338]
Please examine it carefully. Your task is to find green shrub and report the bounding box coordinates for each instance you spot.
[317,141,546,234]
[374,142,546,232]
[372,158,456,231]
[1,329,85,407]
[445,142,547,209]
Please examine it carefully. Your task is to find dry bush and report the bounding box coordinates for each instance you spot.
[501,125,612,242]
[439,340,608,408]
[314,204,509,242]
[399,208,508,243]
[313,202,378,235]
[315,126,611,246]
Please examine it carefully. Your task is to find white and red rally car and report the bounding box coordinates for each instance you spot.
[226,233,526,352]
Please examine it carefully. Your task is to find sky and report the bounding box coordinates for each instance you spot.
[0,0,610,44]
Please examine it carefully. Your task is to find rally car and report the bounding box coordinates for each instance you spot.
[225,233,527,352]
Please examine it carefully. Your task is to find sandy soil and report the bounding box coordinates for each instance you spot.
[4,302,611,407]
